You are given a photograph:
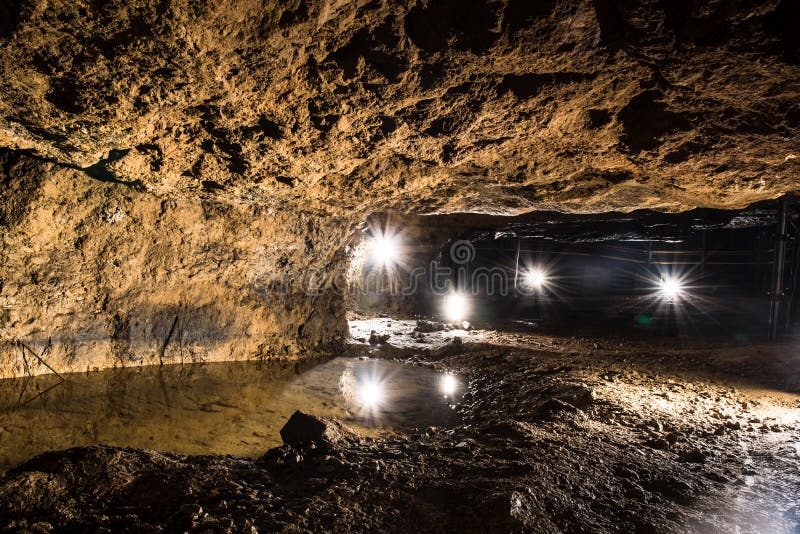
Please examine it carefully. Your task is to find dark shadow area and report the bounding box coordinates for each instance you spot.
[350,198,800,344]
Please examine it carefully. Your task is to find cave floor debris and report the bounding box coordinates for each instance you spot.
[1,327,799,533]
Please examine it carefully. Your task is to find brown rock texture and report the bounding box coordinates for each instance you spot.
[1,0,799,375]
[0,151,351,377]
[1,0,799,213]
[279,410,359,447]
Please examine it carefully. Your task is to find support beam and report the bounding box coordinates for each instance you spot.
[786,213,800,329]
[768,198,789,341]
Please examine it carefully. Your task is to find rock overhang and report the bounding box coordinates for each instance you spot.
[0,0,796,217]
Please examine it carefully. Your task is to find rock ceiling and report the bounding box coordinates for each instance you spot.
[0,0,798,216]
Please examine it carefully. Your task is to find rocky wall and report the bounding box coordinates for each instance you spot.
[0,151,352,377]
[1,0,800,375]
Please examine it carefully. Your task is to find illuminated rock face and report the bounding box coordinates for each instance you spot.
[0,0,799,375]
[0,149,353,377]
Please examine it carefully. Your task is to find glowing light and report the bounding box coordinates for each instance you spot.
[440,373,458,397]
[370,233,400,267]
[444,293,468,322]
[659,276,684,299]
[523,268,547,289]
[357,378,385,411]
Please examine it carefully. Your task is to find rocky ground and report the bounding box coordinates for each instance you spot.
[1,328,798,533]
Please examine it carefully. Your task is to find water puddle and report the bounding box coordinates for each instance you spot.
[0,357,462,473]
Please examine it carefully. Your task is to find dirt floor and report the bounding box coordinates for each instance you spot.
[1,322,799,533]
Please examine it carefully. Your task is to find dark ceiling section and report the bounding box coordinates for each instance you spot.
[464,200,782,244]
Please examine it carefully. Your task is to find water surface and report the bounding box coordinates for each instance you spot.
[0,357,461,473]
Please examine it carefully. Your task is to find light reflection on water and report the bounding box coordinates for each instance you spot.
[0,357,460,473]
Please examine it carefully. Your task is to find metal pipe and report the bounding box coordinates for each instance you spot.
[785,217,800,329]
[700,230,707,280]
[474,247,772,265]
[513,237,521,291]
[768,198,789,341]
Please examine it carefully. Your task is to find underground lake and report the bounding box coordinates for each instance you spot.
[0,357,462,473]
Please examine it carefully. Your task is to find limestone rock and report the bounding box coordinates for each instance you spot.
[0,0,798,375]
[0,0,797,215]
[279,411,358,448]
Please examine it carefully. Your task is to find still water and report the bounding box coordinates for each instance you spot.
[0,357,461,473]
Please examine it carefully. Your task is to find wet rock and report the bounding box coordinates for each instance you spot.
[614,465,640,480]
[600,414,617,425]
[705,471,728,483]
[724,420,742,430]
[646,437,671,451]
[0,340,797,532]
[165,503,203,531]
[678,447,708,463]
[201,517,234,531]
[414,320,447,333]
[368,330,390,345]
[639,420,663,432]
[643,476,693,502]
[533,398,584,421]
[279,411,358,448]
[480,420,535,442]
[624,483,646,500]
[180,503,203,517]
[553,384,596,410]
[600,371,619,382]
[784,505,800,524]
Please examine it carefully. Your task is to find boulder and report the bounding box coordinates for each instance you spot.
[279,411,358,448]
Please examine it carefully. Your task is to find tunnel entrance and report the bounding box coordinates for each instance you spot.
[347,198,800,345]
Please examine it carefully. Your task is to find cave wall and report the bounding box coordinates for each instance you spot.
[0,0,799,376]
[0,151,351,378]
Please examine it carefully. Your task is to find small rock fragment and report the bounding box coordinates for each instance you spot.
[368,330,390,345]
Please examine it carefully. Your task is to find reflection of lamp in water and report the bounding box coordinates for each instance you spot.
[357,377,385,412]
[440,373,458,397]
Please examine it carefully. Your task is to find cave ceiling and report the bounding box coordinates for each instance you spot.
[0,0,798,216]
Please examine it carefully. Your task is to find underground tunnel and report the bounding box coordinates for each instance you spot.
[0,0,800,532]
